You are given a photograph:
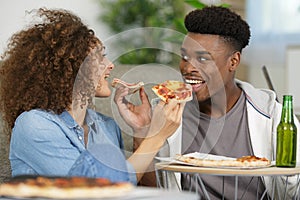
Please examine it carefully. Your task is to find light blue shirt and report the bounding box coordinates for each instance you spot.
[9,109,136,184]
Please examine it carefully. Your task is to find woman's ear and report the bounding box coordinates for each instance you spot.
[229,51,241,72]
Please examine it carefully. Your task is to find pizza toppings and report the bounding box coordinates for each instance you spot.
[112,78,144,94]
[152,80,193,103]
[175,154,271,168]
[0,176,134,199]
[236,155,269,163]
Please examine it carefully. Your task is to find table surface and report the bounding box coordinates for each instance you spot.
[156,162,300,176]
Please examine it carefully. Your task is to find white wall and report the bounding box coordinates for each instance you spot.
[245,0,300,115]
[286,46,300,113]
[0,0,111,55]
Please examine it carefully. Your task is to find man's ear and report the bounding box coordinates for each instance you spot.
[229,51,241,72]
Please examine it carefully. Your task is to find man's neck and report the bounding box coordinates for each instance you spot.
[198,85,242,118]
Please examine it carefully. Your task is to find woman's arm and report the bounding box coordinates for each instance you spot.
[127,100,185,182]
[114,87,185,183]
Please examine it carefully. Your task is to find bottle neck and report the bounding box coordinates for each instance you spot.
[281,97,294,123]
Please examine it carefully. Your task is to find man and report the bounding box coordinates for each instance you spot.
[163,6,300,199]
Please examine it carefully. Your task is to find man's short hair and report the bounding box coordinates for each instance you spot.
[184,6,251,52]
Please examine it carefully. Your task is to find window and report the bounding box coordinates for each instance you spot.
[248,0,300,34]
[245,0,300,110]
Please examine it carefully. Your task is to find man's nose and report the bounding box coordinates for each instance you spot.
[182,60,197,73]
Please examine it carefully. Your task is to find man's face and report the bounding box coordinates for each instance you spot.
[180,33,235,102]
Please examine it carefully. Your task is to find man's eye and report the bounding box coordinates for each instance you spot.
[198,57,208,62]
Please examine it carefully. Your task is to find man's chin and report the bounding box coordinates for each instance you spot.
[194,92,210,102]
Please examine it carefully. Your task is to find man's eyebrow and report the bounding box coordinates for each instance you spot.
[181,48,211,55]
[195,51,211,56]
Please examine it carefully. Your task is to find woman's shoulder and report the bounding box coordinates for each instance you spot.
[14,109,60,129]
[16,109,55,121]
[12,109,63,140]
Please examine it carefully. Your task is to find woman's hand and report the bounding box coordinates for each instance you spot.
[114,86,151,133]
[147,99,185,140]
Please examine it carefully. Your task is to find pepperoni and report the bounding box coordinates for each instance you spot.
[157,87,170,95]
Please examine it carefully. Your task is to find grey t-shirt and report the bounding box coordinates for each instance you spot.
[181,92,267,200]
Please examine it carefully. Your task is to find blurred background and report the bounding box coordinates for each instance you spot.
[1,0,300,183]
[1,0,300,110]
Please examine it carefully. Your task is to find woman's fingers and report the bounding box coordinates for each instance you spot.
[114,86,129,105]
[163,100,185,123]
[176,101,186,122]
[139,87,150,105]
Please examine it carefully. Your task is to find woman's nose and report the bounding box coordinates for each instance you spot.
[103,57,114,70]
[107,61,114,70]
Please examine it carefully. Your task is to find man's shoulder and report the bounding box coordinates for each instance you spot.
[236,79,277,102]
[236,79,280,116]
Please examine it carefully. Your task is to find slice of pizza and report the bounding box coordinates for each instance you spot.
[152,80,193,103]
[112,78,144,94]
[0,176,134,199]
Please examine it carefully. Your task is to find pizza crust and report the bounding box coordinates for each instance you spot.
[112,78,144,94]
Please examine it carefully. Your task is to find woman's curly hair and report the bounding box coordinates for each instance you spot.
[184,6,251,53]
[0,8,102,131]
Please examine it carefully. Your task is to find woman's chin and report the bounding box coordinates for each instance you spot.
[95,90,112,98]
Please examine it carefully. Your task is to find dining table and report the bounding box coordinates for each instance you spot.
[155,161,300,200]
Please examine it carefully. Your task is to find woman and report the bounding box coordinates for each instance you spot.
[0,8,184,184]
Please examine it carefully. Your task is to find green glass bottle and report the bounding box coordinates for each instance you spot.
[276,95,297,167]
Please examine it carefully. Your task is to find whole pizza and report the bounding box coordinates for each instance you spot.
[175,154,271,168]
[0,176,133,199]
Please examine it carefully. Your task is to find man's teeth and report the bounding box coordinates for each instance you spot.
[185,79,204,84]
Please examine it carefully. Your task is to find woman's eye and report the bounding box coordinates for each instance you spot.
[182,55,189,61]
[102,53,107,57]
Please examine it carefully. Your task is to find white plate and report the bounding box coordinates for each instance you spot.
[156,152,235,166]
[155,152,273,169]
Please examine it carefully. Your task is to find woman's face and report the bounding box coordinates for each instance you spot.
[95,56,114,97]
